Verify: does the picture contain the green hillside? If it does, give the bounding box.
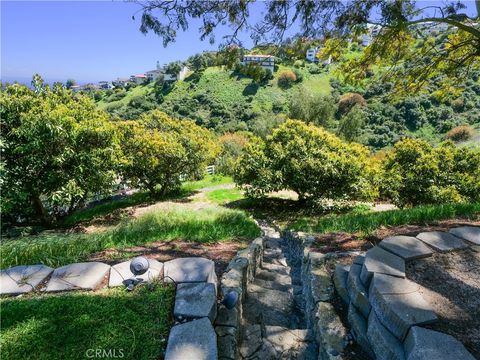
[95,45,480,150]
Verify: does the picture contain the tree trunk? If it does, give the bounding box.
[31,196,49,224]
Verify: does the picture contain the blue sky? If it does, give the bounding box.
[2,1,478,84]
[1,1,260,84]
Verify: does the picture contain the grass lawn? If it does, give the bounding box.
[61,175,233,228]
[291,203,480,235]
[206,188,244,204]
[0,283,175,360]
[1,207,260,268]
[182,174,233,191]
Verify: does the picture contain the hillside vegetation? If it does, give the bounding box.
[96,43,479,150]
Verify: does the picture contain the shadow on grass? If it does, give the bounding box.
[60,187,195,228]
[0,283,175,360]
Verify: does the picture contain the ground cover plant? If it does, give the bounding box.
[0,207,260,268]
[291,202,480,236]
[0,282,175,360]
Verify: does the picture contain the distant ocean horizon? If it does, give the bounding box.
[1,75,101,86]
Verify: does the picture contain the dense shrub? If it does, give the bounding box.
[0,78,120,223]
[234,120,378,202]
[289,87,336,128]
[445,125,474,142]
[337,93,366,117]
[381,139,480,207]
[278,70,297,88]
[338,106,366,142]
[215,133,251,176]
[117,111,219,194]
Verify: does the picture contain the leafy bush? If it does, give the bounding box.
[1,78,120,223]
[337,92,366,117]
[381,139,480,207]
[278,70,297,88]
[289,86,336,128]
[445,125,474,142]
[216,133,251,176]
[234,120,378,202]
[338,106,365,142]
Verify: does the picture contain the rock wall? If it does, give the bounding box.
[215,237,264,360]
[283,230,348,360]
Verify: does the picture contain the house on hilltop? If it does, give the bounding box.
[306,47,319,62]
[130,74,147,84]
[241,54,275,73]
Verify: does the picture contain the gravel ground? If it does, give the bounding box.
[406,248,480,358]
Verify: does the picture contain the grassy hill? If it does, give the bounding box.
[97,64,333,134]
[96,50,480,149]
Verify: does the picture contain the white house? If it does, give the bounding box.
[130,74,147,84]
[306,47,319,62]
[145,69,163,81]
[112,78,129,88]
[241,54,275,73]
[163,65,190,81]
[98,81,113,90]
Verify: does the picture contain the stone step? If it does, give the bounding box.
[0,265,53,295]
[378,236,433,261]
[264,326,316,358]
[449,226,480,245]
[367,311,405,360]
[404,326,476,360]
[245,283,295,327]
[255,269,292,286]
[347,263,371,318]
[333,264,350,304]
[261,262,291,276]
[360,246,405,286]
[348,303,375,358]
[253,277,292,292]
[165,318,217,360]
[416,231,468,252]
[369,273,437,341]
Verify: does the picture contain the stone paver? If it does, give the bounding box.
[360,246,405,285]
[379,236,433,260]
[369,274,437,340]
[449,226,480,245]
[164,257,217,285]
[416,231,468,252]
[165,317,217,360]
[108,259,163,287]
[348,303,374,359]
[347,263,371,318]
[174,282,217,323]
[45,262,110,292]
[404,326,475,360]
[0,265,53,295]
[333,264,350,304]
[367,311,405,360]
